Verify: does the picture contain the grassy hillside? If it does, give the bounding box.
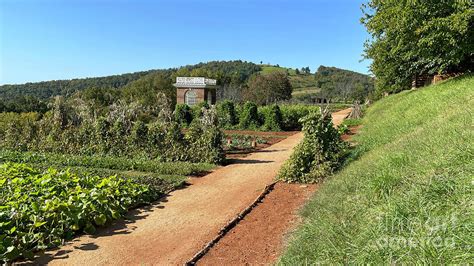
[279,75,474,263]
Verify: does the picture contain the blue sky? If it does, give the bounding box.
[0,0,371,85]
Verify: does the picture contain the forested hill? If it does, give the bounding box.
[314,66,374,102]
[261,64,374,103]
[0,60,261,102]
[0,70,159,101]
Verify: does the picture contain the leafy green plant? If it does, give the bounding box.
[216,100,237,128]
[337,124,350,135]
[342,118,362,127]
[191,101,209,119]
[279,104,320,130]
[239,101,261,129]
[185,113,225,164]
[260,104,283,131]
[0,150,215,176]
[278,111,346,183]
[174,104,193,126]
[0,163,158,263]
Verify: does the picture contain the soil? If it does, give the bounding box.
[225,134,295,159]
[341,125,362,142]
[198,183,317,265]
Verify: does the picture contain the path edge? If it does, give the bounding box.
[185,181,278,265]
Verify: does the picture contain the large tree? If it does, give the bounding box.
[244,71,293,105]
[362,0,473,94]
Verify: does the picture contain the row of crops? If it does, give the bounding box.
[0,150,215,262]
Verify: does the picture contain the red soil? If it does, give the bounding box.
[198,183,317,265]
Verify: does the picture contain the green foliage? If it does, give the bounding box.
[0,163,158,262]
[0,150,215,176]
[174,104,193,126]
[278,104,320,131]
[122,72,175,107]
[337,124,350,135]
[342,118,362,127]
[185,120,225,164]
[174,60,261,86]
[0,97,223,164]
[0,70,157,101]
[244,71,293,105]
[0,95,48,113]
[362,0,473,95]
[260,104,283,131]
[279,75,474,264]
[216,100,237,128]
[191,101,210,119]
[278,111,346,183]
[239,102,261,129]
[315,65,375,102]
[181,101,319,132]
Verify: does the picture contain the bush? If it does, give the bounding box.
[191,101,209,119]
[0,163,157,262]
[217,100,237,128]
[278,111,346,183]
[185,107,225,164]
[174,104,193,126]
[279,104,320,130]
[260,104,283,131]
[239,101,261,129]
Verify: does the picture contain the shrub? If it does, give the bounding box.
[278,111,346,183]
[191,101,209,119]
[174,104,193,126]
[185,107,225,164]
[239,101,261,129]
[217,100,238,128]
[260,104,283,131]
[279,104,320,130]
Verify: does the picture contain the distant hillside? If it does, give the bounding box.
[315,66,374,102]
[259,64,374,103]
[0,62,373,109]
[0,70,159,101]
[0,61,261,102]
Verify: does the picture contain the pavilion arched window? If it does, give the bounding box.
[185,90,198,106]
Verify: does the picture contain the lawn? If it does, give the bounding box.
[278,75,474,264]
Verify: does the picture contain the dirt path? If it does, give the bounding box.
[198,183,318,265]
[331,107,352,126]
[33,108,351,265]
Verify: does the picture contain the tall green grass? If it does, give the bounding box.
[279,75,474,264]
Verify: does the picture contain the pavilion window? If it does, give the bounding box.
[185,90,198,106]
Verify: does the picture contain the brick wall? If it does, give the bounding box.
[176,88,206,105]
